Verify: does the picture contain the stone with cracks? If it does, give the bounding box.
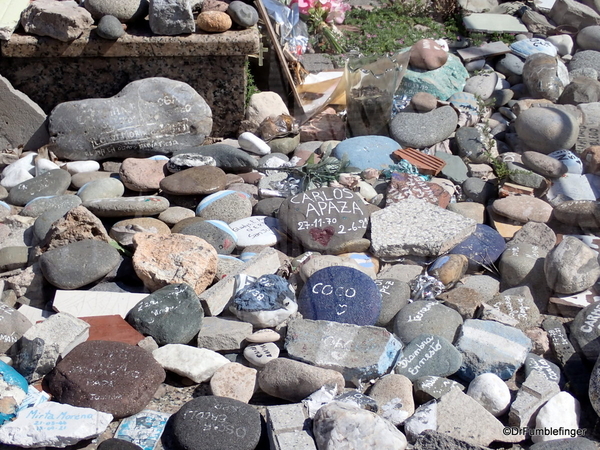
[49,78,212,161]
[20,0,94,42]
[149,0,195,35]
[370,197,477,258]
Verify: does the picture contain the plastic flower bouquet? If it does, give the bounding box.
[291,0,351,53]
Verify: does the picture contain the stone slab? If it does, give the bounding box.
[81,315,145,346]
[52,290,148,319]
[266,403,317,450]
[0,0,30,41]
[199,247,282,316]
[15,305,54,324]
[456,41,511,62]
[463,14,529,33]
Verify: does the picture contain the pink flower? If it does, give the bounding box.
[293,0,316,15]
[325,0,351,24]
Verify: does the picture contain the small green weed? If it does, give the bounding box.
[245,59,260,107]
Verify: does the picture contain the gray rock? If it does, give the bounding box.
[435,152,469,184]
[492,195,553,223]
[196,316,252,351]
[0,76,49,152]
[463,73,498,100]
[577,25,600,50]
[0,303,32,354]
[569,50,600,74]
[0,246,28,271]
[20,195,81,218]
[455,127,494,164]
[559,77,600,105]
[544,235,600,294]
[313,402,408,449]
[524,353,563,385]
[506,161,547,189]
[496,53,524,78]
[366,374,413,424]
[85,0,149,21]
[285,318,403,386]
[394,334,462,381]
[530,438,599,450]
[549,0,600,30]
[149,0,195,35]
[499,242,548,295]
[509,221,556,253]
[462,177,496,204]
[571,301,600,361]
[84,196,170,217]
[173,144,258,172]
[413,376,465,404]
[7,170,71,207]
[390,106,458,149]
[488,286,541,330]
[509,370,560,429]
[39,239,121,289]
[77,177,125,203]
[370,198,477,258]
[553,200,600,228]
[96,15,124,40]
[49,78,212,161]
[569,67,599,81]
[522,9,557,35]
[126,283,203,345]
[521,151,568,178]
[394,301,463,345]
[166,153,216,173]
[375,278,410,327]
[21,0,94,42]
[522,53,566,102]
[412,430,488,450]
[227,1,258,27]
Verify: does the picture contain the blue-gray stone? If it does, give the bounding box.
[399,53,469,101]
[173,144,258,172]
[434,152,469,184]
[227,1,258,27]
[455,319,532,381]
[394,301,463,345]
[298,266,382,326]
[524,353,564,386]
[96,15,125,40]
[394,334,462,381]
[390,106,458,149]
[7,169,71,207]
[332,136,399,171]
[462,177,496,204]
[449,224,506,270]
[20,195,81,218]
[496,53,525,77]
[126,283,203,346]
[233,274,294,312]
[285,318,403,386]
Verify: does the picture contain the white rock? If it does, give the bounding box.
[229,215,281,247]
[547,35,574,56]
[243,342,280,367]
[466,373,511,416]
[238,132,271,156]
[63,161,100,175]
[313,401,408,450]
[357,181,378,201]
[152,344,229,383]
[0,168,33,189]
[246,328,281,343]
[0,0,31,40]
[0,402,112,448]
[246,91,290,124]
[403,400,437,444]
[531,391,580,443]
[34,158,60,176]
[1,152,36,177]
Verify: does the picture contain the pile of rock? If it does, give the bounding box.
[3,10,600,450]
[0,0,259,42]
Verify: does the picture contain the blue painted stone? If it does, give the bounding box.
[448,91,479,114]
[148,155,169,160]
[510,38,557,59]
[449,223,506,269]
[399,53,469,101]
[233,274,294,312]
[455,319,531,381]
[0,201,11,212]
[332,136,400,171]
[298,266,382,326]
[0,360,28,425]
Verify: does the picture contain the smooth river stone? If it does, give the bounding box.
[278,187,369,252]
[7,169,71,206]
[159,166,226,195]
[394,334,462,381]
[491,196,553,223]
[48,78,212,161]
[84,196,170,217]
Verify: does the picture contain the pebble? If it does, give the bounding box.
[394,334,462,381]
[196,190,252,223]
[466,373,511,416]
[394,301,463,345]
[96,14,125,40]
[78,177,125,203]
[243,342,280,367]
[166,153,216,173]
[7,169,71,206]
[196,10,232,32]
[521,150,569,178]
[157,205,195,225]
[159,166,227,195]
[390,106,458,149]
[227,1,258,27]
[246,328,281,343]
[544,235,600,294]
[463,72,498,100]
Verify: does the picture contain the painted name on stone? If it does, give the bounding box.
[396,336,442,376]
[182,408,247,438]
[311,283,357,316]
[406,302,436,322]
[580,304,600,333]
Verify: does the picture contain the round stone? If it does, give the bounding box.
[491,196,553,223]
[209,363,257,404]
[39,239,121,289]
[70,171,116,189]
[429,254,469,286]
[171,396,261,450]
[410,92,438,112]
[196,10,233,32]
[126,283,204,346]
[179,219,238,255]
[409,39,448,70]
[521,151,568,178]
[229,216,281,247]
[462,177,496,204]
[84,196,170,217]
[545,236,600,295]
[96,15,125,39]
[78,177,125,203]
[390,106,458,149]
[394,301,463,345]
[119,158,167,192]
[463,72,498,100]
[522,53,565,102]
[159,166,227,195]
[569,50,600,74]
[577,26,600,51]
[515,107,579,154]
[243,342,280,367]
[196,190,252,223]
[298,266,382,326]
[466,373,511,416]
[7,169,71,207]
[158,206,195,226]
[85,0,149,22]
[227,1,258,27]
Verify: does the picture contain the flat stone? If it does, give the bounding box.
[49,78,212,161]
[157,206,194,225]
[258,357,345,402]
[7,169,71,207]
[455,319,532,381]
[488,286,541,330]
[332,136,399,171]
[20,0,94,42]
[78,177,125,203]
[546,173,600,202]
[491,196,553,223]
[265,403,317,450]
[160,166,226,196]
[499,243,547,293]
[390,106,458,149]
[126,283,203,346]
[522,151,568,178]
[39,239,121,290]
[525,353,563,384]
[370,198,477,258]
[196,316,252,351]
[82,315,145,346]
[171,396,261,450]
[20,194,81,218]
[119,158,167,192]
[394,301,463,345]
[553,200,600,228]
[229,215,281,247]
[298,266,382,326]
[84,196,170,218]
[152,344,228,383]
[394,334,462,381]
[243,342,280,367]
[435,152,469,184]
[285,318,403,386]
[109,217,170,247]
[0,303,32,354]
[571,301,600,361]
[196,190,252,223]
[210,362,257,403]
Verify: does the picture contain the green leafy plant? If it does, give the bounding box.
[245,60,260,108]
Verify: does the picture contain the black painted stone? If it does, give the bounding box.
[7,169,71,207]
[126,283,204,346]
[524,353,563,386]
[278,187,369,252]
[171,396,261,450]
[39,239,121,289]
[298,266,382,326]
[45,341,165,419]
[571,301,600,362]
[49,78,212,161]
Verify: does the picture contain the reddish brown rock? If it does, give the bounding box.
[197,11,232,32]
[119,158,167,192]
[410,39,448,70]
[386,172,451,208]
[45,340,165,419]
[41,205,110,251]
[210,362,257,403]
[202,0,230,12]
[132,232,218,295]
[582,145,600,175]
[159,166,227,195]
[82,315,145,346]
